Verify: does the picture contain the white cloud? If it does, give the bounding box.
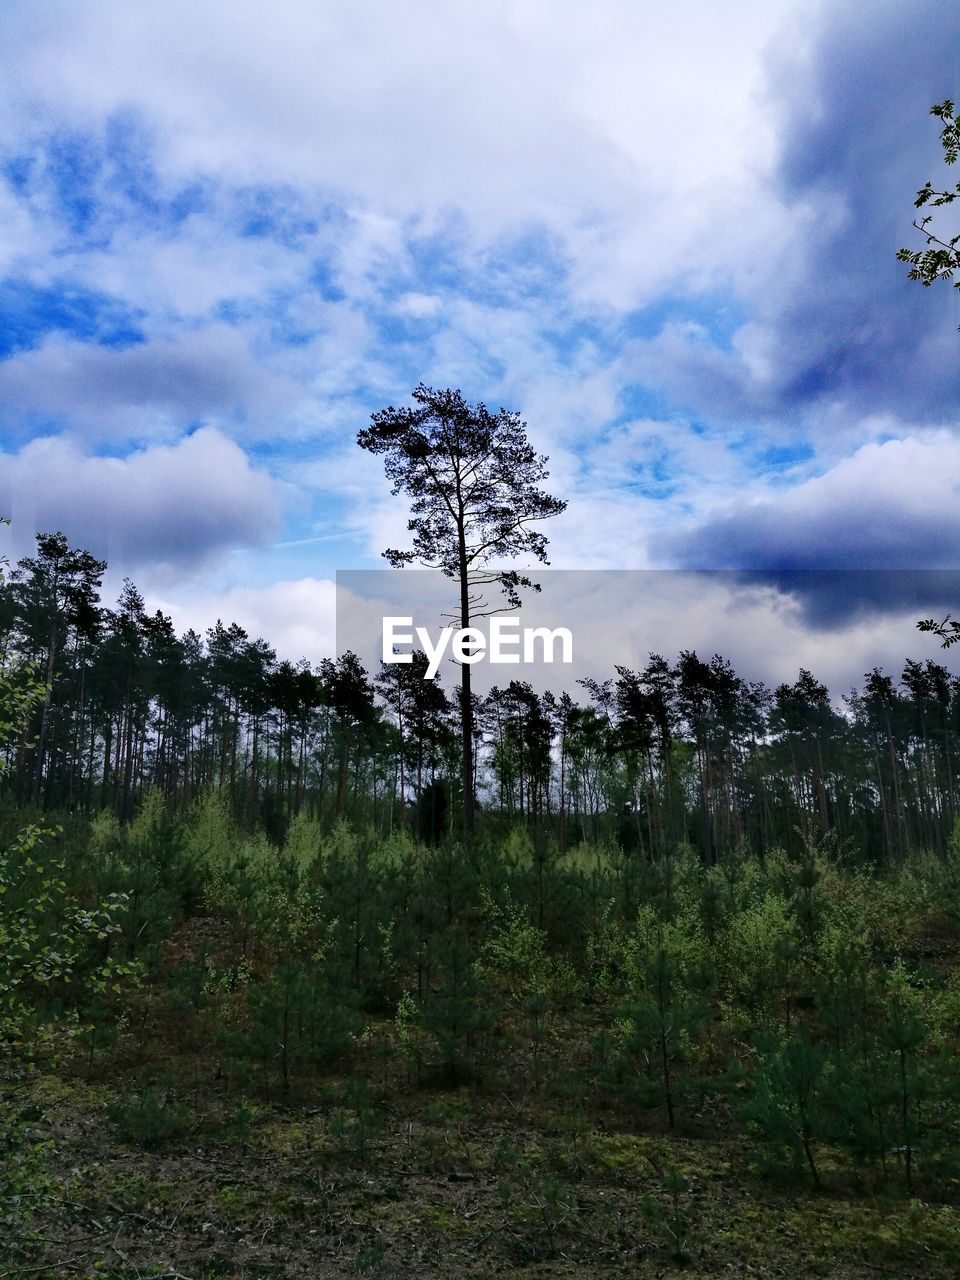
[394,292,442,319]
[149,576,337,665]
[0,326,301,443]
[0,427,281,575]
[0,0,800,306]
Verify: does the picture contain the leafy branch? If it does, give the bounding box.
[897,100,960,305]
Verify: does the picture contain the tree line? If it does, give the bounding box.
[2,529,960,862]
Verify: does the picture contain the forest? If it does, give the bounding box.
[3,529,960,1278]
[5,530,960,864]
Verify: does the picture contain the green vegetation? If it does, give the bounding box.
[3,801,960,1276]
[7,529,960,870]
[5,523,960,1274]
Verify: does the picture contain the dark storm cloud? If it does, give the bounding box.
[658,1,960,583]
[640,0,960,428]
[759,0,960,421]
[661,434,960,571]
[658,432,960,624]
[738,572,960,631]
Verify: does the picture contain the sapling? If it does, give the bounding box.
[721,891,801,1031]
[225,956,358,1097]
[618,907,710,1128]
[881,963,929,1194]
[420,927,497,1084]
[814,918,891,1181]
[640,1154,696,1264]
[117,786,195,959]
[742,1025,826,1187]
[332,1072,380,1162]
[392,989,428,1086]
[0,823,131,1054]
[494,1138,574,1261]
[320,825,389,994]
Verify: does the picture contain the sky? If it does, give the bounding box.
[1,0,960,692]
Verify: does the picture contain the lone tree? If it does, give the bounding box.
[358,385,566,836]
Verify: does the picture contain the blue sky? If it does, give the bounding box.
[1,0,959,684]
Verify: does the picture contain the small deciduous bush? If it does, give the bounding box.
[0,823,132,1052]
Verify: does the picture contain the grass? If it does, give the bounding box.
[4,1051,959,1280]
[6,831,960,1277]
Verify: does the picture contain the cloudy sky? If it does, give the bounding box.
[1,0,959,687]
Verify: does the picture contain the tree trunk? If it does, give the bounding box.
[458,527,475,838]
[33,619,58,799]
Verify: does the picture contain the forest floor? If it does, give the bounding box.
[4,1055,959,1280]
